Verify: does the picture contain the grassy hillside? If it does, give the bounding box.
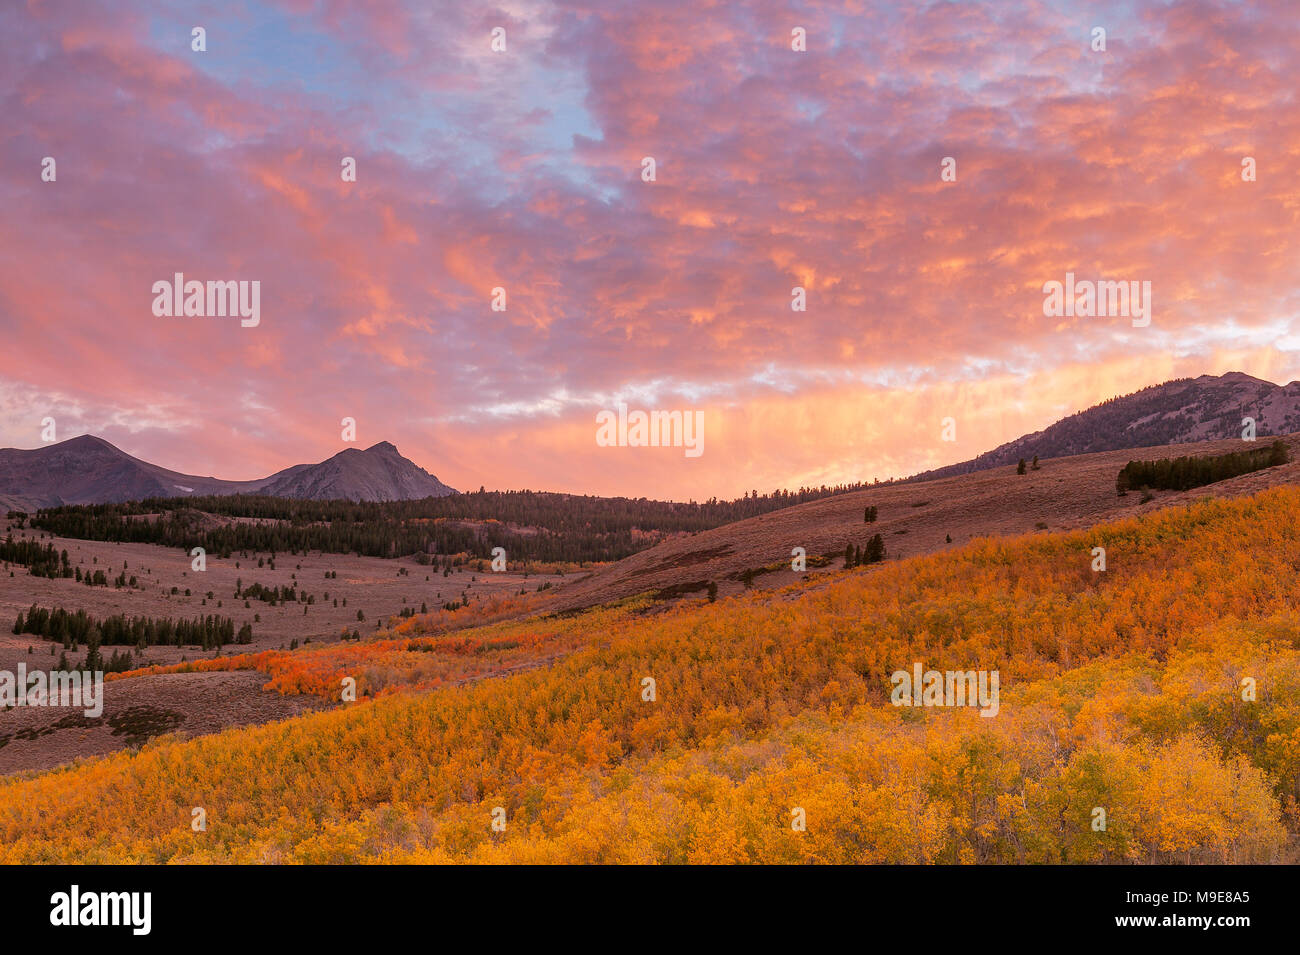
[3,488,1300,863]
[542,432,1300,613]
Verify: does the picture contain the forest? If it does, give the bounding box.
[1117,440,1288,494]
[1,486,1298,863]
[28,484,872,563]
[13,605,250,649]
[0,536,72,578]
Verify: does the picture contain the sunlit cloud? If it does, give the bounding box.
[2,0,1298,498]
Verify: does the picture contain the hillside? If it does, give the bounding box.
[2,486,1297,863]
[545,430,1300,612]
[911,372,1300,481]
[0,436,455,511]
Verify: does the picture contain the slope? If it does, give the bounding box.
[1,486,1297,863]
[545,431,1300,611]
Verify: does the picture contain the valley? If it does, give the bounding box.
[0,524,566,772]
[5,418,1300,777]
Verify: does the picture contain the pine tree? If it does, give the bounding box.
[84,631,103,672]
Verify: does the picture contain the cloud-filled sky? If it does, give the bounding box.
[2,0,1298,499]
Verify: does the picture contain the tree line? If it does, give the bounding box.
[0,537,72,578]
[1117,440,1288,495]
[239,581,301,605]
[14,605,252,649]
[29,484,876,563]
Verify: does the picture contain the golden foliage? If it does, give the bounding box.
[5,487,1300,863]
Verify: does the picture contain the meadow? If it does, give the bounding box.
[2,487,1298,863]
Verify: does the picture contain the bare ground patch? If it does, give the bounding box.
[0,669,329,776]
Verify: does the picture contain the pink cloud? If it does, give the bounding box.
[1,0,1298,498]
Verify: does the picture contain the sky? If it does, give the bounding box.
[2,0,1298,500]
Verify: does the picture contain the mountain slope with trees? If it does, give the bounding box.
[911,372,1300,482]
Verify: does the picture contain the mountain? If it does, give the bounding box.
[0,435,265,512]
[258,441,456,502]
[0,436,455,512]
[911,372,1300,482]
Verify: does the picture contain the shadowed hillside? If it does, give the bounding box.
[912,373,1300,482]
[546,430,1300,611]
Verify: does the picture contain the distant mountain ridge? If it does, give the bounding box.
[4,372,1294,511]
[911,372,1300,482]
[0,436,456,511]
[259,441,455,502]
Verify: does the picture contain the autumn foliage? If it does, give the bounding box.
[3,488,1300,863]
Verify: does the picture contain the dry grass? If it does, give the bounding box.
[548,432,1300,611]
